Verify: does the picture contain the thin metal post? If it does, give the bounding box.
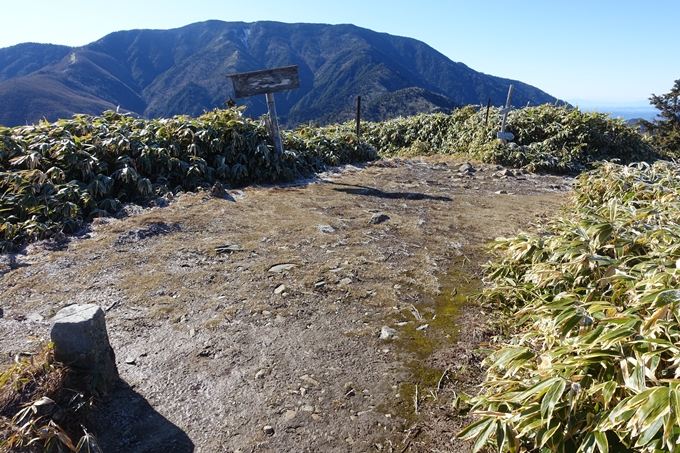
[499,85,514,135]
[265,92,284,155]
[356,95,362,137]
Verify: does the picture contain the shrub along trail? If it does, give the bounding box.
[0,156,571,452]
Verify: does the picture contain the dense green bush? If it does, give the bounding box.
[0,102,660,251]
[459,161,680,452]
[362,104,659,173]
[0,108,376,250]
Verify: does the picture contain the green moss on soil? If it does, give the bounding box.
[382,265,482,423]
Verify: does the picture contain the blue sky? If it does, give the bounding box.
[2,0,678,107]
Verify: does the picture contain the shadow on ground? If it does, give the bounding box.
[330,182,453,201]
[91,381,194,453]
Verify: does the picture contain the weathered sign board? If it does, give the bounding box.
[229,65,300,98]
[226,65,300,155]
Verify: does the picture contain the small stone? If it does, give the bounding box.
[215,244,243,254]
[27,313,44,322]
[311,414,322,421]
[495,190,508,195]
[459,162,475,173]
[275,314,286,324]
[285,410,297,420]
[255,369,266,379]
[262,310,271,316]
[268,263,298,273]
[125,356,136,365]
[190,328,196,337]
[338,278,352,286]
[494,169,514,178]
[395,321,408,327]
[415,324,429,331]
[380,326,398,340]
[211,181,227,198]
[301,405,314,412]
[263,425,275,436]
[318,225,335,233]
[274,284,286,295]
[301,375,320,386]
[369,213,390,225]
[315,280,326,289]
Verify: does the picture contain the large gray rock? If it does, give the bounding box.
[50,304,119,387]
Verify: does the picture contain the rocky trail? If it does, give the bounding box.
[0,156,572,452]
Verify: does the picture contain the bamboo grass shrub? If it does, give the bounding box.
[362,104,658,174]
[0,108,377,251]
[459,161,680,452]
[498,106,660,172]
[0,103,657,251]
[361,105,495,156]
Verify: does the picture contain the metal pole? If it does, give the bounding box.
[500,85,514,135]
[356,95,362,137]
[266,92,284,155]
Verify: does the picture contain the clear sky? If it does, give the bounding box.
[1,0,678,106]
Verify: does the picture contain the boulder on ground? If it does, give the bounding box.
[50,304,119,388]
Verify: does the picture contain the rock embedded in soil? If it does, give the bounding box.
[369,213,390,225]
[380,326,398,339]
[50,304,119,387]
[268,263,298,273]
[215,244,244,254]
[459,162,475,173]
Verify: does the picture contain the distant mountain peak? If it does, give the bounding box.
[0,20,562,127]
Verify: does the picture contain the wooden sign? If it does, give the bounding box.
[225,65,301,155]
[227,65,300,98]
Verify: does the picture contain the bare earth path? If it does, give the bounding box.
[0,156,572,452]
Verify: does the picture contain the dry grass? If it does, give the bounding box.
[0,341,97,453]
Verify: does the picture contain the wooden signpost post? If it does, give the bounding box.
[226,65,300,155]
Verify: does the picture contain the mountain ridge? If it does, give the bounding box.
[0,20,563,127]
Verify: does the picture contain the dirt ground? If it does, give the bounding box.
[0,156,572,452]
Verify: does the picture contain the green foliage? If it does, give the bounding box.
[459,161,680,452]
[0,102,656,251]
[0,108,377,249]
[362,104,658,173]
[641,79,680,154]
[362,106,487,156]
